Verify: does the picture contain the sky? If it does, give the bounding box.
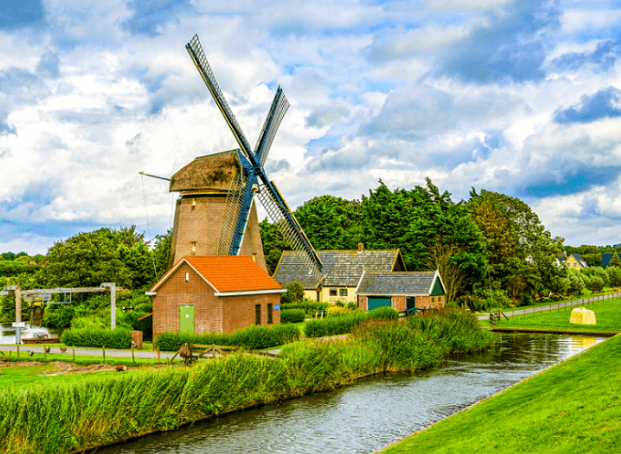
[1,0,621,255]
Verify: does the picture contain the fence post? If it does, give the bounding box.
[72,345,75,361]
[44,347,47,360]
[131,344,135,364]
[157,346,160,364]
[16,345,19,358]
[102,345,106,363]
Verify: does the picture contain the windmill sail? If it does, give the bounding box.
[255,87,290,167]
[216,171,249,255]
[186,35,253,158]
[187,34,322,277]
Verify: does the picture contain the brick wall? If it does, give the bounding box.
[153,262,281,339]
[168,194,267,272]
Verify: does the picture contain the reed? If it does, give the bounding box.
[0,309,495,454]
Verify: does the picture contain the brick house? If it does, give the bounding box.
[272,244,406,303]
[147,255,285,338]
[356,270,446,313]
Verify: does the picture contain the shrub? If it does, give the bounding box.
[347,302,358,311]
[61,328,132,349]
[326,305,357,317]
[606,266,621,287]
[280,309,306,324]
[154,323,301,351]
[304,312,369,338]
[457,294,489,312]
[281,301,329,315]
[367,306,399,320]
[281,281,305,304]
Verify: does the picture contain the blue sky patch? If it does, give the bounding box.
[0,0,45,30]
[554,87,621,124]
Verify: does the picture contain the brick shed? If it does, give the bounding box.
[147,255,286,338]
[356,270,446,313]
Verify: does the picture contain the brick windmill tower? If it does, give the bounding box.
[167,149,266,270]
[145,35,323,279]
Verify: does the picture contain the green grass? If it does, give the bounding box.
[0,363,120,389]
[0,352,167,369]
[383,332,621,454]
[491,297,621,332]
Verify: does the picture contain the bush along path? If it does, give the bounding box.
[0,309,496,454]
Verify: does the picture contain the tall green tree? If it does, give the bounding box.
[361,179,487,302]
[39,227,154,289]
[294,195,362,250]
[259,219,291,275]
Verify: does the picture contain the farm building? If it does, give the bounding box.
[272,244,406,303]
[356,271,446,312]
[565,253,588,270]
[147,255,285,338]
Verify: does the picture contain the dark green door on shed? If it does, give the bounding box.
[179,305,195,333]
[368,296,392,311]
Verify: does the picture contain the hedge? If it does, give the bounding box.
[281,309,306,324]
[281,301,329,315]
[60,328,132,349]
[304,306,399,338]
[154,323,301,352]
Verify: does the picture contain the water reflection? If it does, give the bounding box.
[0,323,60,344]
[99,333,605,454]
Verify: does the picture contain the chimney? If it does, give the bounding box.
[358,243,364,254]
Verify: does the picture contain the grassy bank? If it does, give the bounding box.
[491,297,621,332]
[0,309,495,454]
[382,332,621,454]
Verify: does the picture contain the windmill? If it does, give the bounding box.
[162,34,323,278]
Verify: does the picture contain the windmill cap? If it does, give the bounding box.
[169,149,243,193]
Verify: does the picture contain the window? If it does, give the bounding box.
[329,289,337,297]
[185,272,189,282]
[267,304,273,324]
[191,242,196,254]
[255,304,261,325]
[252,253,257,262]
[432,297,435,303]
[340,289,348,297]
[191,198,196,211]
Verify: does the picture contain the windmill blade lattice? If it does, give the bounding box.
[255,87,290,167]
[187,33,323,277]
[216,172,250,256]
[256,183,322,279]
[186,35,253,158]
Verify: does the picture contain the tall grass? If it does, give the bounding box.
[0,309,496,454]
[304,306,400,337]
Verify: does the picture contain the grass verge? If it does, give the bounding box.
[382,332,621,454]
[491,297,621,333]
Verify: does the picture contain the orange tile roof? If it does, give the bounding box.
[150,255,283,293]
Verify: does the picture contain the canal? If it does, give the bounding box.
[98,332,606,454]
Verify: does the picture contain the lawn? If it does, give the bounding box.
[491,297,621,332]
[382,332,621,454]
[0,362,122,389]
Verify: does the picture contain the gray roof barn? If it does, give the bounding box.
[356,271,445,296]
[602,253,614,267]
[272,249,406,289]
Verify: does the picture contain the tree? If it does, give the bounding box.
[281,281,305,304]
[152,229,173,280]
[259,219,291,275]
[610,251,621,268]
[294,195,362,250]
[39,227,151,289]
[362,179,487,301]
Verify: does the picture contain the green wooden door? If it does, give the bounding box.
[368,296,392,311]
[179,305,195,333]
